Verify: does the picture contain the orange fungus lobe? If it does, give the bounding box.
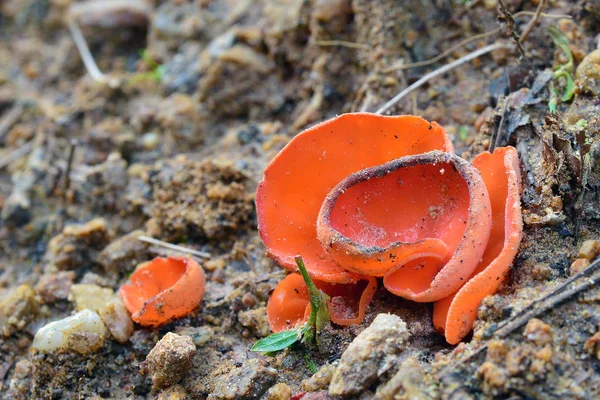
[318,151,492,302]
[433,147,523,344]
[267,273,378,332]
[256,113,453,284]
[119,256,206,327]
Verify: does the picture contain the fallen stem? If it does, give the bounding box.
[375,43,509,114]
[0,140,34,170]
[138,235,211,259]
[67,17,107,82]
[519,0,546,44]
[314,40,370,50]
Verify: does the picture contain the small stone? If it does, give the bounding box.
[208,358,276,400]
[0,284,40,336]
[577,239,600,261]
[46,218,111,271]
[35,272,75,304]
[175,326,214,347]
[584,332,600,359]
[329,314,409,396]
[570,258,590,276]
[505,346,532,376]
[301,364,336,392]
[157,384,188,400]
[238,307,270,337]
[373,356,431,400]
[478,361,506,388]
[523,318,553,346]
[575,49,600,97]
[264,382,293,400]
[97,230,150,274]
[99,296,133,344]
[146,333,196,391]
[32,309,108,354]
[69,284,115,313]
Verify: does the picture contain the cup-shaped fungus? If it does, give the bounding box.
[318,151,492,302]
[433,147,523,344]
[257,113,453,284]
[257,112,523,343]
[267,273,377,332]
[119,256,205,327]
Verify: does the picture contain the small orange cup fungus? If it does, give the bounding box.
[257,113,453,284]
[119,256,206,327]
[318,151,492,302]
[433,147,523,344]
[257,113,523,344]
[267,272,378,332]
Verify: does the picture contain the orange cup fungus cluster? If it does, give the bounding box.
[257,113,523,344]
[120,256,206,327]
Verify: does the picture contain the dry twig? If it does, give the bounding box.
[138,235,212,259]
[375,43,510,114]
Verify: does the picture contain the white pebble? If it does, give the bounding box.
[32,309,108,354]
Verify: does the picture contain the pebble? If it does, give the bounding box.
[301,364,336,392]
[264,382,293,400]
[35,272,75,304]
[0,284,40,336]
[575,49,600,97]
[373,356,430,400]
[99,296,133,344]
[157,384,188,400]
[175,326,214,347]
[32,309,108,354]
[577,239,600,261]
[69,284,114,313]
[97,229,150,274]
[570,258,590,276]
[208,358,276,399]
[523,318,553,346]
[329,314,409,396]
[146,332,196,391]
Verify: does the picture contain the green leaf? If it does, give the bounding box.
[251,329,300,353]
[559,72,575,102]
[548,26,573,69]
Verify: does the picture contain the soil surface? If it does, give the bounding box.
[1,0,600,399]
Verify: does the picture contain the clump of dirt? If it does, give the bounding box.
[147,158,255,242]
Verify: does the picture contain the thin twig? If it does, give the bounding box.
[383,11,569,74]
[0,140,34,170]
[314,40,370,50]
[0,104,24,143]
[383,29,500,73]
[67,17,107,82]
[498,0,526,56]
[63,139,77,194]
[138,235,211,259]
[519,0,546,44]
[375,43,509,115]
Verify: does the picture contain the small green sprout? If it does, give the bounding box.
[127,49,165,86]
[251,256,330,353]
[547,26,575,113]
[305,353,318,374]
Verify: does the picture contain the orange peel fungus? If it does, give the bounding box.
[119,256,206,327]
[257,113,523,343]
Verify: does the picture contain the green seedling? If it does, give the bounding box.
[547,26,575,113]
[251,256,330,353]
[128,49,165,86]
